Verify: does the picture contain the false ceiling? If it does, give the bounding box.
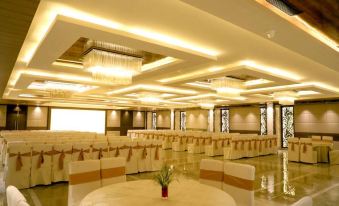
[1,0,338,110]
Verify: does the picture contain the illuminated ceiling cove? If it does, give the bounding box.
[1,0,338,110]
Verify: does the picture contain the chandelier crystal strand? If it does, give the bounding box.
[211,77,245,97]
[83,40,143,85]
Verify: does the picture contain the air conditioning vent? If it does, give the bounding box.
[266,0,302,16]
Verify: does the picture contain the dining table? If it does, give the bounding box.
[80,179,236,206]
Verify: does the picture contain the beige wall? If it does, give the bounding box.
[186,109,208,130]
[295,103,339,134]
[133,111,145,128]
[106,110,120,127]
[157,110,171,128]
[0,105,7,127]
[230,106,260,132]
[27,106,48,128]
[146,112,153,129]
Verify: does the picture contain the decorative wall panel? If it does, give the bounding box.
[282,106,294,148]
[180,111,186,131]
[260,107,267,135]
[221,109,229,133]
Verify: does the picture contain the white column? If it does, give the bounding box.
[267,103,274,135]
[170,109,174,130]
[208,109,214,132]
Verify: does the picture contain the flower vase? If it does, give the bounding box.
[162,186,168,199]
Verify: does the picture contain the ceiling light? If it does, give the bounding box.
[297,90,320,96]
[18,94,38,98]
[273,91,298,105]
[211,77,245,97]
[244,78,272,86]
[186,82,211,88]
[141,57,177,72]
[198,102,215,109]
[83,40,143,85]
[138,93,162,105]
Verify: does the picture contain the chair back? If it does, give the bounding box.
[223,162,255,206]
[92,142,109,160]
[200,159,224,189]
[5,142,32,189]
[68,160,101,206]
[6,185,28,206]
[291,196,313,206]
[100,157,126,186]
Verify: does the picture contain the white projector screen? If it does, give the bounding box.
[50,108,105,133]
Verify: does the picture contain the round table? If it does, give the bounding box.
[80,179,236,206]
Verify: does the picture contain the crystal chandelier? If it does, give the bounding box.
[49,89,73,98]
[210,77,245,97]
[273,91,298,105]
[83,40,143,85]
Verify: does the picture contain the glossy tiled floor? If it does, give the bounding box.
[1,150,338,206]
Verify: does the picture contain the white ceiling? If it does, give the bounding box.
[1,0,338,110]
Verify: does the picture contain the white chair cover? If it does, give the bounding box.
[291,196,313,206]
[300,138,317,164]
[68,160,101,206]
[52,143,73,182]
[288,138,300,162]
[120,141,138,174]
[30,144,53,187]
[72,142,91,161]
[223,162,255,206]
[6,185,28,206]
[4,142,31,189]
[329,150,339,165]
[91,142,109,160]
[136,141,152,172]
[200,159,224,189]
[150,140,163,171]
[100,157,126,186]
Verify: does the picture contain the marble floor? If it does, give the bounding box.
[1,150,339,206]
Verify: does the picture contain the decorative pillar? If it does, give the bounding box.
[267,102,274,135]
[170,109,174,130]
[208,109,214,132]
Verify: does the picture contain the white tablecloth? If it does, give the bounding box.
[80,179,236,206]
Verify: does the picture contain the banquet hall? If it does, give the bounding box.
[0,0,338,205]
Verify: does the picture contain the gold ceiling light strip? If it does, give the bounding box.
[255,0,339,52]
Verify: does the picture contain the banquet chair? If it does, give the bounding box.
[72,142,91,161]
[100,157,126,186]
[150,140,163,171]
[52,143,73,182]
[6,185,29,206]
[68,160,101,206]
[288,138,300,162]
[187,134,203,154]
[311,136,321,142]
[329,150,339,165]
[205,138,223,157]
[229,137,244,159]
[172,135,187,152]
[291,196,313,206]
[322,136,333,144]
[30,144,53,187]
[136,141,152,172]
[120,141,138,174]
[91,142,109,160]
[4,142,31,189]
[223,162,255,206]
[223,138,232,160]
[299,138,317,164]
[199,159,224,189]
